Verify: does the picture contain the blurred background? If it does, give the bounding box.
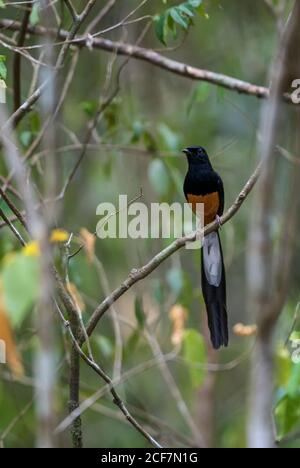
[0,0,299,448]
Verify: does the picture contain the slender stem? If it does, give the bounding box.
[13,2,32,112]
[0,207,26,246]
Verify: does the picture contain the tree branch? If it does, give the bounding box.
[85,162,261,340]
[247,0,300,448]
[0,18,292,102]
[0,207,26,246]
[1,1,97,129]
[12,2,32,112]
[54,298,163,448]
[63,0,78,22]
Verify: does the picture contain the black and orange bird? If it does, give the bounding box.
[183,146,228,349]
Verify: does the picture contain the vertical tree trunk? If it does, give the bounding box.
[197,319,217,448]
[247,331,275,448]
[247,1,300,448]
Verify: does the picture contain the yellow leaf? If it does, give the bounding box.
[0,286,24,378]
[233,323,258,337]
[66,282,85,312]
[50,229,69,243]
[23,241,40,257]
[169,304,188,346]
[80,228,95,264]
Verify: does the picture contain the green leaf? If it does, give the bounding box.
[30,112,41,133]
[0,1,5,8]
[217,85,226,101]
[178,4,195,18]
[158,123,181,151]
[135,297,146,328]
[287,363,300,398]
[166,268,184,297]
[276,344,292,388]
[0,55,7,80]
[30,4,40,26]
[2,254,40,327]
[154,0,203,46]
[183,329,207,388]
[20,131,33,148]
[276,394,300,438]
[170,7,189,29]
[197,4,209,18]
[186,83,211,116]
[81,100,98,117]
[131,121,145,143]
[142,130,157,152]
[167,13,177,38]
[148,159,171,196]
[188,0,203,7]
[154,14,167,45]
[290,331,300,342]
[196,82,211,102]
[104,100,120,129]
[96,335,113,358]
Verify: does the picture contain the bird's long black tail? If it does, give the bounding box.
[201,231,228,349]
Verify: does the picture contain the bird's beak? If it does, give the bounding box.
[182,148,189,155]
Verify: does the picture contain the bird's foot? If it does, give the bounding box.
[215,215,222,229]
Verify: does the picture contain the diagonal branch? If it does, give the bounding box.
[0,207,26,246]
[85,162,261,340]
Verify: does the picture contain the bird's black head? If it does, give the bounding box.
[182,146,211,166]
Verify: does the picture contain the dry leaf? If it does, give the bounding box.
[169,304,188,346]
[0,287,24,377]
[66,282,85,312]
[80,228,96,264]
[233,323,258,337]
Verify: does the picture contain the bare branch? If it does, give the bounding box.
[85,162,261,339]
[1,1,97,129]
[63,0,78,22]
[85,0,117,34]
[0,207,26,246]
[12,2,32,111]
[54,300,163,449]
[0,19,291,102]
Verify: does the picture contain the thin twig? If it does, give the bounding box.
[85,0,117,34]
[1,1,97,129]
[0,185,28,230]
[54,300,163,449]
[0,207,26,246]
[63,0,77,21]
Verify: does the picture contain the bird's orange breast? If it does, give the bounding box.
[187,192,220,226]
